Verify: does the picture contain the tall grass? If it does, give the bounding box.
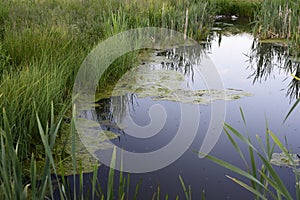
[210,0,262,19]
[0,0,216,160]
[254,0,300,56]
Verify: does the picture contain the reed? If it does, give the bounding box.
[253,0,300,56]
[0,0,215,160]
[200,108,300,200]
[210,0,262,19]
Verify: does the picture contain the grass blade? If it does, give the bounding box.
[283,98,300,123]
[92,165,98,200]
[179,175,190,200]
[258,170,282,199]
[257,153,293,200]
[107,147,116,200]
[226,175,267,200]
[239,107,247,126]
[133,179,141,200]
[30,153,37,199]
[224,127,248,168]
[248,137,258,191]
[199,152,264,188]
[71,105,77,200]
[118,149,124,199]
[268,130,300,198]
[268,130,295,166]
[224,123,258,152]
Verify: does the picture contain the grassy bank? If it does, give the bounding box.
[0,0,215,161]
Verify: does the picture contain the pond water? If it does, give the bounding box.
[60,20,300,199]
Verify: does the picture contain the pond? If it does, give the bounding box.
[61,19,300,199]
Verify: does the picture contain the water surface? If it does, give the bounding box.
[67,21,300,199]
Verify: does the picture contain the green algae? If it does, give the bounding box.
[52,118,120,175]
[270,152,300,168]
[100,62,253,104]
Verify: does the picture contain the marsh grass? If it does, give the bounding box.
[0,0,215,160]
[254,0,300,56]
[210,0,262,18]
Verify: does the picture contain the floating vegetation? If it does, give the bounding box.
[56,118,120,175]
[106,62,252,105]
[150,88,252,104]
[58,131,100,175]
[270,152,300,168]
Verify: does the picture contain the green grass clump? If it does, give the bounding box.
[254,0,300,56]
[210,0,262,19]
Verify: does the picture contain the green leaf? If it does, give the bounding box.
[179,175,190,200]
[258,170,283,199]
[239,107,246,126]
[268,130,295,166]
[92,165,98,200]
[107,147,116,200]
[224,127,248,169]
[249,140,258,191]
[201,190,205,200]
[283,98,300,123]
[257,153,293,200]
[224,123,258,152]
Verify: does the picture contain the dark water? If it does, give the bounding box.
[60,21,300,199]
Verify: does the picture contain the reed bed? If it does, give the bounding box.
[0,0,215,161]
[254,0,300,56]
[210,0,262,19]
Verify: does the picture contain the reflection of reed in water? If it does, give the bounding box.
[94,45,207,130]
[157,44,208,82]
[95,94,137,132]
[158,49,194,79]
[247,40,289,82]
[246,39,300,101]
